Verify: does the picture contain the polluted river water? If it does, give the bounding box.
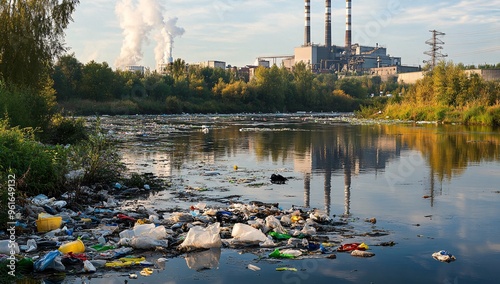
[36,114,500,283]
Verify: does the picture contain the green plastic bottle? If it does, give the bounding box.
[269,248,295,259]
[269,231,292,240]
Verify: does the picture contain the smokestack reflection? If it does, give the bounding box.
[344,158,352,216]
[324,167,332,215]
[304,173,311,208]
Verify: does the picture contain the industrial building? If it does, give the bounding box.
[283,0,415,75]
[371,65,421,82]
[125,65,147,75]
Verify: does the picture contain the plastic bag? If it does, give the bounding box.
[119,229,135,239]
[136,224,167,239]
[179,223,221,251]
[83,260,96,272]
[52,200,67,209]
[265,216,288,234]
[133,223,155,237]
[301,222,317,236]
[280,215,292,226]
[26,239,37,253]
[259,236,277,248]
[130,236,168,250]
[46,256,65,272]
[34,250,62,272]
[232,223,267,243]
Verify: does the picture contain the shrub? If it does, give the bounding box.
[0,81,56,132]
[463,105,485,124]
[0,120,66,196]
[66,120,125,185]
[43,114,88,144]
[166,96,183,114]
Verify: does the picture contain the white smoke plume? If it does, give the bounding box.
[154,17,185,66]
[115,0,185,69]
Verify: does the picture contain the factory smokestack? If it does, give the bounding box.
[325,0,331,48]
[304,0,311,46]
[345,0,352,54]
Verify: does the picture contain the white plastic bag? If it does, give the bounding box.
[301,222,317,236]
[119,229,134,239]
[133,223,155,237]
[232,223,267,243]
[132,224,167,240]
[130,236,168,249]
[26,239,37,252]
[265,215,288,234]
[179,223,221,251]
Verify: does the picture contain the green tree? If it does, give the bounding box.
[292,62,313,109]
[0,0,80,90]
[0,0,79,130]
[169,58,187,82]
[251,65,287,111]
[52,53,83,100]
[335,78,367,99]
[79,61,117,101]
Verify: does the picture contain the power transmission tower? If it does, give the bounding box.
[424,30,448,69]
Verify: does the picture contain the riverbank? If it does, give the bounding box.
[357,102,500,126]
[1,164,394,284]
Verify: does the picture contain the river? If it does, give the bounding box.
[75,114,500,284]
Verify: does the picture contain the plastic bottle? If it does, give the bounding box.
[269,231,292,240]
[90,244,115,252]
[269,248,295,259]
[0,240,20,254]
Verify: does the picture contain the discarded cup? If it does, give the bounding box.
[58,239,85,254]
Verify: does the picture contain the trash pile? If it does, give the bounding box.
[432,250,456,263]
[1,183,395,281]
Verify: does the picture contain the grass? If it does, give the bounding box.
[358,101,500,126]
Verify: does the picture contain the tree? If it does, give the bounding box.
[0,0,80,89]
[335,78,367,99]
[251,65,287,111]
[52,53,83,100]
[79,61,117,101]
[292,62,313,108]
[169,58,187,82]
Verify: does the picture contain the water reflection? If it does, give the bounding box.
[111,117,500,216]
[185,248,221,271]
[298,125,402,216]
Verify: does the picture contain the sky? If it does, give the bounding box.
[64,0,500,70]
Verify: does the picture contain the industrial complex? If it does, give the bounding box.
[125,1,497,83]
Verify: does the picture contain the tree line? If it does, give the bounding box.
[53,55,399,115]
[366,61,500,125]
